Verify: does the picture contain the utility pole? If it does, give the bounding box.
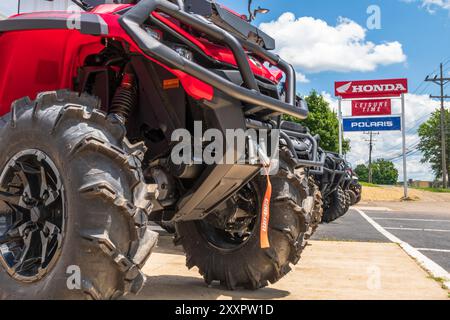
[426,63,450,188]
[365,132,378,184]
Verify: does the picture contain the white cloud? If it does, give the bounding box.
[321,91,339,113]
[402,0,450,13]
[296,72,310,83]
[320,92,439,181]
[260,13,407,74]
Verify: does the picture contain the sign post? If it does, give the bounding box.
[338,97,343,156]
[401,93,408,199]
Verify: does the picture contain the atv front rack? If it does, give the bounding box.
[119,0,307,119]
[311,151,347,197]
[279,121,325,169]
[246,119,325,169]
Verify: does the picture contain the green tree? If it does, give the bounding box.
[371,159,399,185]
[355,164,369,182]
[285,91,350,154]
[354,160,398,184]
[418,109,450,184]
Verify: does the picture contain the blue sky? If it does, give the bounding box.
[211,0,450,181]
[1,0,450,180]
[219,0,450,97]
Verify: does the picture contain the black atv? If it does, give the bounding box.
[347,172,362,206]
[310,151,349,223]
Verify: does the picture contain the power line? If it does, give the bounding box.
[370,61,450,156]
[386,144,421,161]
[390,149,421,162]
[365,71,435,156]
[383,142,420,162]
[349,58,450,171]
[425,63,450,188]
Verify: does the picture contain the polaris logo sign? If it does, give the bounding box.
[343,116,402,132]
[335,78,408,99]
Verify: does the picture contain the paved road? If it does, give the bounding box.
[139,204,449,300]
[312,206,450,273]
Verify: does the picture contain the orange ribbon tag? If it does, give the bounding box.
[260,168,272,249]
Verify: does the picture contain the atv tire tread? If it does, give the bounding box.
[344,190,351,213]
[174,148,311,290]
[347,189,357,206]
[322,186,347,223]
[305,177,323,239]
[0,90,157,300]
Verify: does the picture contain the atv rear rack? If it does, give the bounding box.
[119,0,307,120]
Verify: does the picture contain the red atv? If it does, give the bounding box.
[0,0,323,299]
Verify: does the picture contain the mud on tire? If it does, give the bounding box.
[0,90,158,299]
[174,150,313,290]
[305,177,323,239]
[343,190,351,213]
[322,186,347,223]
[348,190,357,206]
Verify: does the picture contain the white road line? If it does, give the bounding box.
[417,248,450,253]
[373,217,450,223]
[354,208,450,290]
[355,206,393,212]
[384,227,450,233]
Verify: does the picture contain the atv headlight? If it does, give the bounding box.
[145,27,162,41]
[172,45,194,61]
[296,95,308,111]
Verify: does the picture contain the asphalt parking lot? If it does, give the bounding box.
[313,205,450,273]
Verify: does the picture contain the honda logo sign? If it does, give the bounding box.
[335,78,408,98]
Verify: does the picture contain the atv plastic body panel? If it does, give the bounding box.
[0,1,314,221]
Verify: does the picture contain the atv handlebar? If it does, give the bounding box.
[119,0,307,119]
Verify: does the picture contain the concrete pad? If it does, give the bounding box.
[134,236,449,300]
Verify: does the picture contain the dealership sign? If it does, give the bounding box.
[335,78,408,99]
[343,116,402,132]
[352,98,392,116]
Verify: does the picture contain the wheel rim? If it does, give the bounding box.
[0,149,65,282]
[197,182,260,251]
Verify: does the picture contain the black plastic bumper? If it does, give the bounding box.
[311,150,347,196]
[119,0,307,119]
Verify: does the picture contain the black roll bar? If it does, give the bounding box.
[119,0,307,119]
[246,119,324,169]
[240,40,297,105]
[280,130,324,168]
